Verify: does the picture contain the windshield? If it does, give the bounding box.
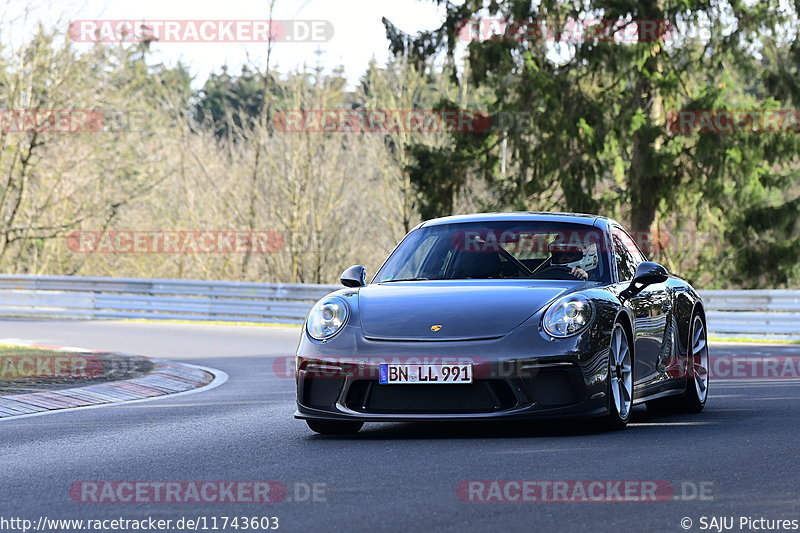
[374,221,610,283]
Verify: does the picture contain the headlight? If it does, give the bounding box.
[306,297,349,340]
[542,294,593,337]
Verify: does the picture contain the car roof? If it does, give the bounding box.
[418,212,616,229]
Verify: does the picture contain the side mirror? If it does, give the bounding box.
[621,261,668,300]
[341,265,367,288]
[633,261,669,286]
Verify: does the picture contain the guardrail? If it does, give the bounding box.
[701,290,800,338]
[0,275,337,324]
[0,276,797,338]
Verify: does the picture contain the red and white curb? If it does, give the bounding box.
[0,341,227,420]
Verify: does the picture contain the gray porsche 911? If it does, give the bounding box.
[295,212,709,434]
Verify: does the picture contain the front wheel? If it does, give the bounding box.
[600,322,633,431]
[306,419,363,435]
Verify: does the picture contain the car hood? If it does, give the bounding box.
[357,280,586,341]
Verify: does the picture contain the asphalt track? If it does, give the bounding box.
[1,319,799,533]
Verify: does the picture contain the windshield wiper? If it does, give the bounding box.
[379,277,430,282]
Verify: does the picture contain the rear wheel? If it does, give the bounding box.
[306,419,363,435]
[646,313,709,414]
[600,322,633,431]
[682,314,710,412]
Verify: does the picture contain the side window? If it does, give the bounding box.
[618,228,647,264]
[611,229,638,282]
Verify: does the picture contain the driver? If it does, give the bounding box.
[548,241,599,281]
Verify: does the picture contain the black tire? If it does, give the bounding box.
[646,313,709,414]
[600,322,633,431]
[306,419,363,435]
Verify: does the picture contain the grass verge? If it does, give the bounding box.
[0,344,153,394]
[709,337,800,345]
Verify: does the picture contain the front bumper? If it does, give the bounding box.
[294,324,612,422]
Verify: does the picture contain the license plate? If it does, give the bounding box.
[379,364,473,384]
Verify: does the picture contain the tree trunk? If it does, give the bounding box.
[629,0,664,234]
